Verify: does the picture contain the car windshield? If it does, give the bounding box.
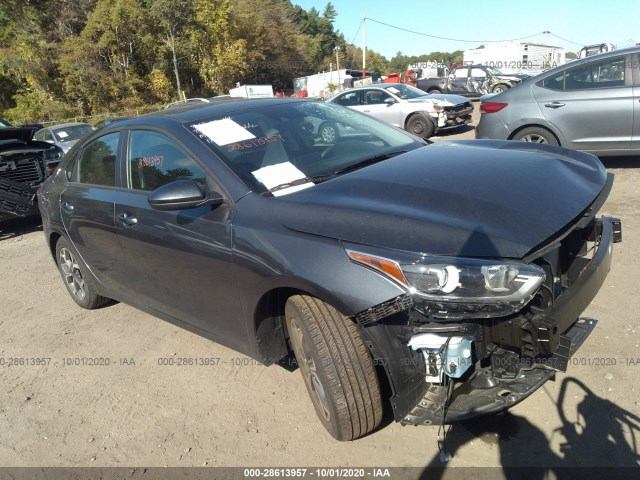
[381,84,428,100]
[487,67,503,75]
[186,101,423,194]
[52,124,94,142]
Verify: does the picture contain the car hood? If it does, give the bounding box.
[413,94,469,106]
[280,140,607,259]
[0,127,37,143]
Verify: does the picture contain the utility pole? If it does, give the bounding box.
[335,46,341,91]
[543,30,550,45]
[362,14,366,78]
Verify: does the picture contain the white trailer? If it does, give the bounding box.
[293,70,359,98]
[229,85,274,98]
[463,42,566,76]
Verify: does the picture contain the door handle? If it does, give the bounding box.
[62,201,74,214]
[117,212,138,227]
[363,109,371,113]
[544,102,565,108]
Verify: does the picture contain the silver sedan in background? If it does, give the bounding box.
[327,84,473,140]
[476,46,639,156]
[34,122,95,154]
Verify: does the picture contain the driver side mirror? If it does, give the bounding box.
[384,97,397,105]
[148,179,224,211]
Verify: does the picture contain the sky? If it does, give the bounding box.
[292,0,639,60]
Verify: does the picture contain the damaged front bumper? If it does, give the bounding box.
[442,103,474,129]
[0,177,36,218]
[358,216,620,425]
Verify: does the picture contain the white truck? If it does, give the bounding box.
[463,42,566,76]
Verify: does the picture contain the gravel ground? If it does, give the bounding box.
[1,105,639,476]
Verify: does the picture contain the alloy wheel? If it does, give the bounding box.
[288,316,331,422]
[59,247,87,301]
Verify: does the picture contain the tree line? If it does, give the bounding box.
[0,0,462,124]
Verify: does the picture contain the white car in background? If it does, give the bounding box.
[326,83,473,139]
[34,122,95,154]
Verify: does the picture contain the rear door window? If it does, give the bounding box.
[76,132,119,187]
[453,68,469,78]
[541,56,626,90]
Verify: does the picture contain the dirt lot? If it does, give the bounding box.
[1,105,639,476]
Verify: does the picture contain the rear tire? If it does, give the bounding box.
[406,113,435,139]
[285,295,383,441]
[56,237,110,309]
[428,89,443,95]
[512,127,559,146]
[492,84,508,94]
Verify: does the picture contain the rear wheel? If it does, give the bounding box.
[56,237,109,309]
[285,295,383,441]
[512,127,559,146]
[406,113,435,139]
[428,88,443,95]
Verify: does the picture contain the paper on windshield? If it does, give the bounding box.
[57,131,69,139]
[386,87,400,94]
[252,162,314,197]
[193,118,255,146]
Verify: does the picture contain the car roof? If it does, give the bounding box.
[125,97,316,125]
[48,122,92,130]
[532,46,640,80]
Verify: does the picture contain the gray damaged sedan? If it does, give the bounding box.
[38,98,621,440]
[476,46,639,156]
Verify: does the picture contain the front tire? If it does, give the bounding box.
[285,295,383,441]
[56,237,109,309]
[319,122,338,144]
[512,127,559,146]
[406,113,435,139]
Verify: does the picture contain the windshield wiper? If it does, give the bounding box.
[328,151,408,177]
[264,151,407,195]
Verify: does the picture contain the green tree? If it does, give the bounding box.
[323,2,337,22]
[188,0,248,95]
[233,0,308,88]
[59,0,157,112]
[148,0,194,99]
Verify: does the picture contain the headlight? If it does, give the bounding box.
[347,250,545,319]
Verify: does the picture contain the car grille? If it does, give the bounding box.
[0,156,44,187]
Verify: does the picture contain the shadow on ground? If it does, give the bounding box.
[0,216,42,241]
[420,377,640,479]
[600,156,640,169]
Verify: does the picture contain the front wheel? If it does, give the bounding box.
[512,127,559,146]
[492,84,508,94]
[319,122,338,144]
[285,295,383,441]
[406,113,435,139]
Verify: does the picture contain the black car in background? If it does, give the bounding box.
[38,98,620,440]
[1,124,63,221]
